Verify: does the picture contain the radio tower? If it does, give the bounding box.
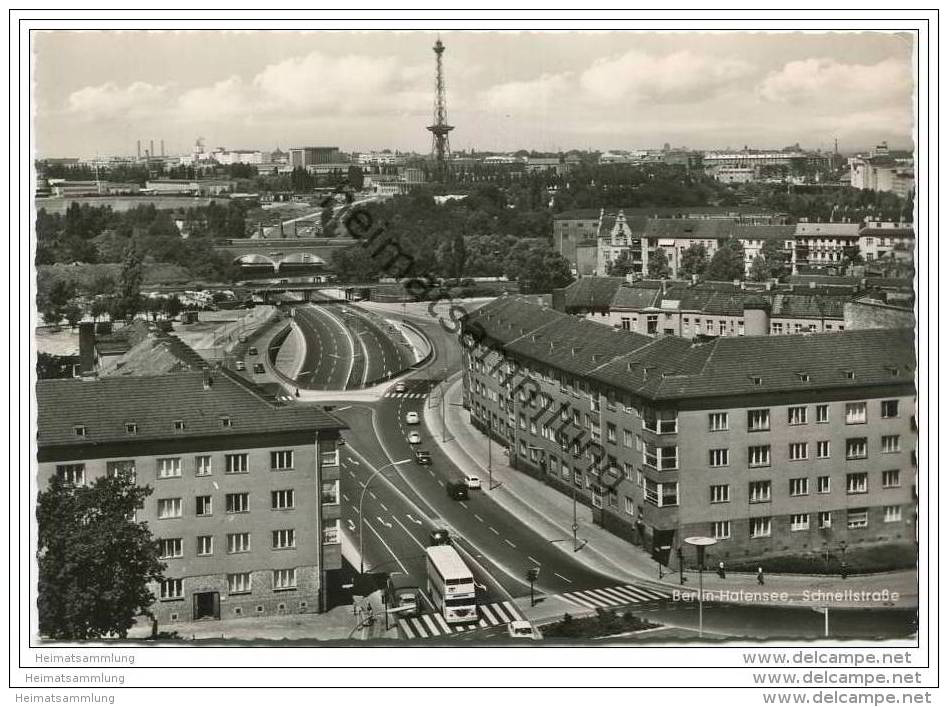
[427,37,454,182]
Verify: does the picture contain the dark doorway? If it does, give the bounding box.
[193,591,220,620]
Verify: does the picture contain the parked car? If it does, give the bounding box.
[405,411,420,425]
[463,474,482,490]
[407,431,422,445]
[446,481,469,501]
[235,360,246,372]
[414,450,432,465]
[507,620,541,640]
[253,363,265,374]
[248,346,258,356]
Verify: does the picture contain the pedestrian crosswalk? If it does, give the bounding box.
[558,583,670,610]
[384,392,427,399]
[398,601,523,639]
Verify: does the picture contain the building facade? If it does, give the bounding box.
[36,370,346,625]
[460,297,916,565]
[290,147,341,168]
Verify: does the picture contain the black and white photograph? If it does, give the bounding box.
[11,8,938,704]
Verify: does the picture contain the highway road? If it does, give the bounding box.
[293,303,415,390]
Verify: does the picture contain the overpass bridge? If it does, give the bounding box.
[214,238,355,272]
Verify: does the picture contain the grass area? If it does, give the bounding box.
[726,542,917,575]
[542,608,660,640]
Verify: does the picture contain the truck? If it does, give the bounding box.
[385,573,422,619]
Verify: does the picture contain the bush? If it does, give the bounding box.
[726,542,917,575]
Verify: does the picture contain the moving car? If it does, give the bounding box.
[405,411,420,425]
[446,481,469,501]
[235,361,246,372]
[507,620,541,640]
[248,346,258,356]
[253,363,265,374]
[428,528,451,546]
[414,450,432,465]
[393,381,407,394]
[463,474,482,490]
[407,431,422,445]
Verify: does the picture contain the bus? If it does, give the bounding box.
[425,545,477,624]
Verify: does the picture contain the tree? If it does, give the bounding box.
[37,470,164,640]
[647,250,671,279]
[448,232,467,282]
[679,242,708,278]
[89,297,110,325]
[748,255,771,282]
[63,302,83,329]
[320,206,334,233]
[163,294,183,320]
[760,239,789,280]
[113,245,143,321]
[706,238,746,281]
[515,246,574,293]
[606,250,633,277]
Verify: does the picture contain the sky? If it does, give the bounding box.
[32,30,916,158]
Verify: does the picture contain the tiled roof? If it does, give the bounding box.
[98,332,208,377]
[464,296,915,402]
[610,284,661,309]
[644,220,794,241]
[858,226,915,237]
[36,370,345,448]
[786,274,861,286]
[561,277,625,309]
[770,294,845,319]
[794,223,861,237]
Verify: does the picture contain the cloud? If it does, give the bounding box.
[758,57,913,105]
[479,73,574,114]
[579,49,755,105]
[66,81,172,120]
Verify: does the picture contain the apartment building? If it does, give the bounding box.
[555,278,848,337]
[36,369,346,624]
[460,296,916,564]
[792,222,862,272]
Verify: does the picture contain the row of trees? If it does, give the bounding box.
[607,239,793,283]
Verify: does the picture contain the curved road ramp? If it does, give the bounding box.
[270,302,423,392]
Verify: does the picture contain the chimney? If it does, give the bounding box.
[136,140,141,160]
[78,322,96,375]
[202,366,212,390]
[160,139,165,157]
[150,140,155,159]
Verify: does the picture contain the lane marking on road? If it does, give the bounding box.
[488,526,500,535]
[369,491,377,501]
[350,505,359,514]
[474,514,484,523]
[342,493,350,502]
[458,501,468,509]
[437,480,445,487]
[380,502,389,512]
[554,572,573,583]
[406,514,423,525]
[346,519,356,531]
[503,539,516,548]
[427,469,435,477]
[376,516,392,529]
[363,517,409,575]
[528,556,542,566]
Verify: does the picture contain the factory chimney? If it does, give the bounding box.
[136,140,141,160]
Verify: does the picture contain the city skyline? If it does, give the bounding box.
[34,30,915,158]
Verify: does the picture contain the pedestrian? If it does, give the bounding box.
[757,566,765,585]
[840,561,848,580]
[295,387,300,398]
[718,561,726,579]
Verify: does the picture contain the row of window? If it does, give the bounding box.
[718,401,899,433]
[709,470,900,504]
[706,436,901,467]
[159,568,300,600]
[73,415,237,439]
[54,451,342,486]
[158,524,338,559]
[709,506,904,540]
[159,489,299,518]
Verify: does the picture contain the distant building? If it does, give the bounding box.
[713,166,756,184]
[213,149,264,165]
[792,223,862,273]
[848,142,915,197]
[289,147,341,168]
[48,180,141,197]
[145,179,236,196]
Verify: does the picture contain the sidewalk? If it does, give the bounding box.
[428,377,919,610]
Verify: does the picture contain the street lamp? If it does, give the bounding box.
[684,536,718,639]
[559,443,583,552]
[358,458,411,574]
